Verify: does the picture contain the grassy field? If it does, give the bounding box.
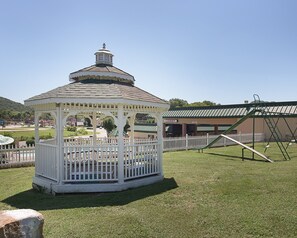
[0,128,93,140]
[0,144,296,237]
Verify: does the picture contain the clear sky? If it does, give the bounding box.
[1,0,296,105]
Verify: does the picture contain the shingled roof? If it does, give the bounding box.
[69,65,135,84]
[25,79,168,106]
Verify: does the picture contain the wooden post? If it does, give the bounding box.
[156,113,164,176]
[56,103,63,184]
[92,112,97,146]
[34,112,39,143]
[117,105,124,184]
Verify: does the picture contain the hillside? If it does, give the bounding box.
[0,97,32,112]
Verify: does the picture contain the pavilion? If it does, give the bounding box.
[25,44,169,194]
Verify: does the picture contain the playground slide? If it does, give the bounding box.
[201,108,259,150]
[220,134,273,163]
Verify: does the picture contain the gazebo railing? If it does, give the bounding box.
[63,144,119,182]
[62,139,160,183]
[124,142,159,180]
[35,143,58,181]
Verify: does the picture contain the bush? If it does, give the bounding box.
[40,133,53,140]
[77,128,88,135]
[3,132,12,137]
[66,126,77,132]
[26,137,35,146]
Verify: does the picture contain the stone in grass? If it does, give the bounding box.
[0,209,44,238]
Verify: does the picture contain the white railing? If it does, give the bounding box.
[35,143,57,181]
[0,144,35,167]
[63,145,118,182]
[163,133,265,151]
[63,137,120,146]
[124,142,159,180]
[62,141,160,183]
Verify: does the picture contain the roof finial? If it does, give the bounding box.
[103,43,106,49]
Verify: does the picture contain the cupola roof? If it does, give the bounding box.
[69,44,135,85]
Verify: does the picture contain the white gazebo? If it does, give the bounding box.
[25,44,169,194]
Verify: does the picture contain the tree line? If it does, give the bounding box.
[169,98,219,109]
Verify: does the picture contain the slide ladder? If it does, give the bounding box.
[262,110,291,160]
[284,118,297,149]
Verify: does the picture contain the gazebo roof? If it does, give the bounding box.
[69,65,135,84]
[25,79,168,107]
[25,44,169,109]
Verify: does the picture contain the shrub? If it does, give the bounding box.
[66,126,77,132]
[40,133,53,140]
[77,128,88,135]
[3,132,12,137]
[26,137,35,146]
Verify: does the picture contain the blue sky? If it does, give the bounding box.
[1,0,296,105]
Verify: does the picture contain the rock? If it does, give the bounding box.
[0,209,44,238]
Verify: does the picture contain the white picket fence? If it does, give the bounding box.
[0,133,265,168]
[163,133,265,151]
[0,144,35,168]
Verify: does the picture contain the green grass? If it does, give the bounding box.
[0,144,297,237]
[0,128,93,140]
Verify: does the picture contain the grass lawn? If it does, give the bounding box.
[0,143,296,237]
[0,128,93,140]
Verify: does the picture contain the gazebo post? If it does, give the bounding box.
[117,104,125,184]
[156,112,164,177]
[34,112,40,143]
[92,112,97,145]
[56,103,64,184]
[129,114,136,144]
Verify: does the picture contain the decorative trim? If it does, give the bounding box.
[25,98,170,111]
[69,71,135,83]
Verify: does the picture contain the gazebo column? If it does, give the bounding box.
[34,112,40,143]
[117,105,125,184]
[92,112,97,145]
[56,103,64,184]
[156,112,164,177]
[128,114,136,144]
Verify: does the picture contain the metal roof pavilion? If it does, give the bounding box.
[163,101,297,118]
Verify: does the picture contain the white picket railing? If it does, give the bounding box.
[63,144,119,182]
[35,143,57,181]
[124,142,159,180]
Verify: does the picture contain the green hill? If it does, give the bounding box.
[0,97,32,112]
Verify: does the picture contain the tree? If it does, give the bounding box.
[188,100,218,107]
[103,118,116,134]
[169,98,188,109]
[84,117,92,127]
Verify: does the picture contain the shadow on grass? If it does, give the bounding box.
[206,152,269,162]
[2,177,178,211]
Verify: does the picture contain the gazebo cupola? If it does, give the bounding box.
[25,44,169,194]
[69,44,135,85]
[95,43,113,66]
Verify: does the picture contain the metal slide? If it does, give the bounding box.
[220,134,273,163]
[201,108,259,150]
